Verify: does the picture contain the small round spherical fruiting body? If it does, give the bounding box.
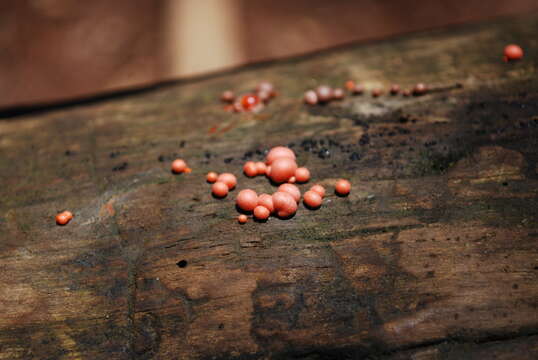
[372,88,382,97]
[206,171,218,183]
[217,173,237,190]
[257,81,274,94]
[332,88,345,100]
[238,214,248,224]
[304,90,318,105]
[266,146,296,165]
[272,191,298,218]
[335,179,351,196]
[270,157,297,183]
[278,183,301,202]
[171,159,187,173]
[315,85,333,102]
[258,193,275,213]
[241,94,260,111]
[212,181,229,198]
[303,190,322,209]
[56,211,73,226]
[310,184,326,198]
[413,83,427,96]
[345,80,355,91]
[390,84,400,95]
[503,44,523,61]
[295,167,310,183]
[236,189,258,212]
[253,205,270,220]
[255,162,267,176]
[221,90,235,103]
[288,176,296,184]
[257,89,272,103]
[243,161,258,177]
[352,84,364,95]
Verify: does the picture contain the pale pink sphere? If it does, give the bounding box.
[265,146,296,165]
[272,191,298,218]
[258,193,274,213]
[257,81,274,94]
[333,88,345,100]
[295,167,310,183]
[288,176,296,184]
[217,173,237,190]
[335,179,351,196]
[212,182,229,198]
[304,90,318,105]
[171,159,187,174]
[236,189,258,211]
[238,214,248,224]
[243,161,258,177]
[270,157,297,183]
[206,171,218,183]
[303,190,322,209]
[255,162,267,175]
[253,205,270,220]
[310,184,326,198]
[316,85,333,102]
[278,183,301,202]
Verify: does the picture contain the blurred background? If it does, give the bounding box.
[1,0,537,110]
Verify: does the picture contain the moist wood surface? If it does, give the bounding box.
[1,14,538,360]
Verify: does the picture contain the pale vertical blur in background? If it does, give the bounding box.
[1,0,537,110]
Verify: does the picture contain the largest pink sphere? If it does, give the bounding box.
[265,146,296,165]
[270,157,297,183]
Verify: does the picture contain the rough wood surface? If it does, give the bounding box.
[1,14,538,360]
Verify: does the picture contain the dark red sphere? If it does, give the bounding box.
[241,94,260,110]
[503,44,523,62]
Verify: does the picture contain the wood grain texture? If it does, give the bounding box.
[0,14,537,360]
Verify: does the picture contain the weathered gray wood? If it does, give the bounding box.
[0,14,537,360]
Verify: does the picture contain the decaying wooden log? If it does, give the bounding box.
[0,14,537,360]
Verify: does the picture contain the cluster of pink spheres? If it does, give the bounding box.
[56,44,523,226]
[220,81,277,113]
[205,146,351,224]
[304,82,428,105]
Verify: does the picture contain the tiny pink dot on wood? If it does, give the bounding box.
[206,172,218,183]
[171,159,187,174]
[335,179,351,196]
[304,90,318,105]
